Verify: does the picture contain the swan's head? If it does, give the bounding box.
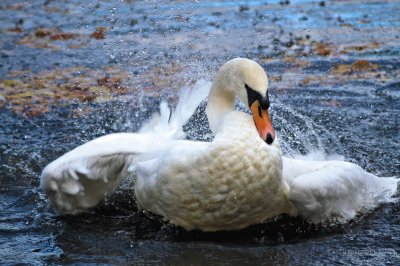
[228,58,275,144]
[208,58,276,144]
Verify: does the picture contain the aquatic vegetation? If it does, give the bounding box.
[0,67,130,116]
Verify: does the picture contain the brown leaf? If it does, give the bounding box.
[302,77,311,85]
[90,27,106,40]
[68,42,89,49]
[68,90,96,102]
[343,42,380,52]
[18,28,84,49]
[17,35,58,49]
[6,26,23,33]
[282,56,310,68]
[332,64,352,75]
[24,105,49,117]
[5,91,34,100]
[97,75,122,89]
[1,3,24,11]
[35,28,53,38]
[49,32,77,41]
[332,60,380,75]
[97,76,109,86]
[314,42,331,56]
[351,60,379,72]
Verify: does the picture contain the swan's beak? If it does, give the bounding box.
[250,101,275,144]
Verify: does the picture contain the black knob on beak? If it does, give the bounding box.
[266,133,274,145]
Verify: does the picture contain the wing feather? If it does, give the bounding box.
[40,80,211,214]
[40,133,163,214]
[283,156,398,223]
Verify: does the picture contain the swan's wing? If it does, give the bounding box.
[139,79,211,139]
[41,80,211,214]
[40,133,167,214]
[283,156,398,223]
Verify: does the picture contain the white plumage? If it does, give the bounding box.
[40,58,398,231]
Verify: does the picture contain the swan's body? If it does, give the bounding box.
[135,111,291,231]
[41,58,398,231]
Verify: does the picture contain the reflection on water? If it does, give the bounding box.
[1,0,400,265]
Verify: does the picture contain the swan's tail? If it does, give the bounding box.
[139,80,211,139]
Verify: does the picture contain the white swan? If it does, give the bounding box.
[40,58,398,231]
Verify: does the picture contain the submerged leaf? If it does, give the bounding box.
[90,27,107,40]
[17,28,86,49]
[351,60,379,72]
[313,42,332,56]
[24,105,49,117]
[35,28,53,38]
[332,60,379,75]
[332,64,352,75]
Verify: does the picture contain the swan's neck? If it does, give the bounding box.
[206,73,236,134]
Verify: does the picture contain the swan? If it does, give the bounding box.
[40,58,398,231]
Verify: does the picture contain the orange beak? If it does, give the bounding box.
[250,101,275,144]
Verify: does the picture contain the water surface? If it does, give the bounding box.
[1,0,399,264]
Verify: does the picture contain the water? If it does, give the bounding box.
[1,0,400,265]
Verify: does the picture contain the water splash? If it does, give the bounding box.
[273,100,345,158]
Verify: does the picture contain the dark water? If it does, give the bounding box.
[1,0,400,265]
